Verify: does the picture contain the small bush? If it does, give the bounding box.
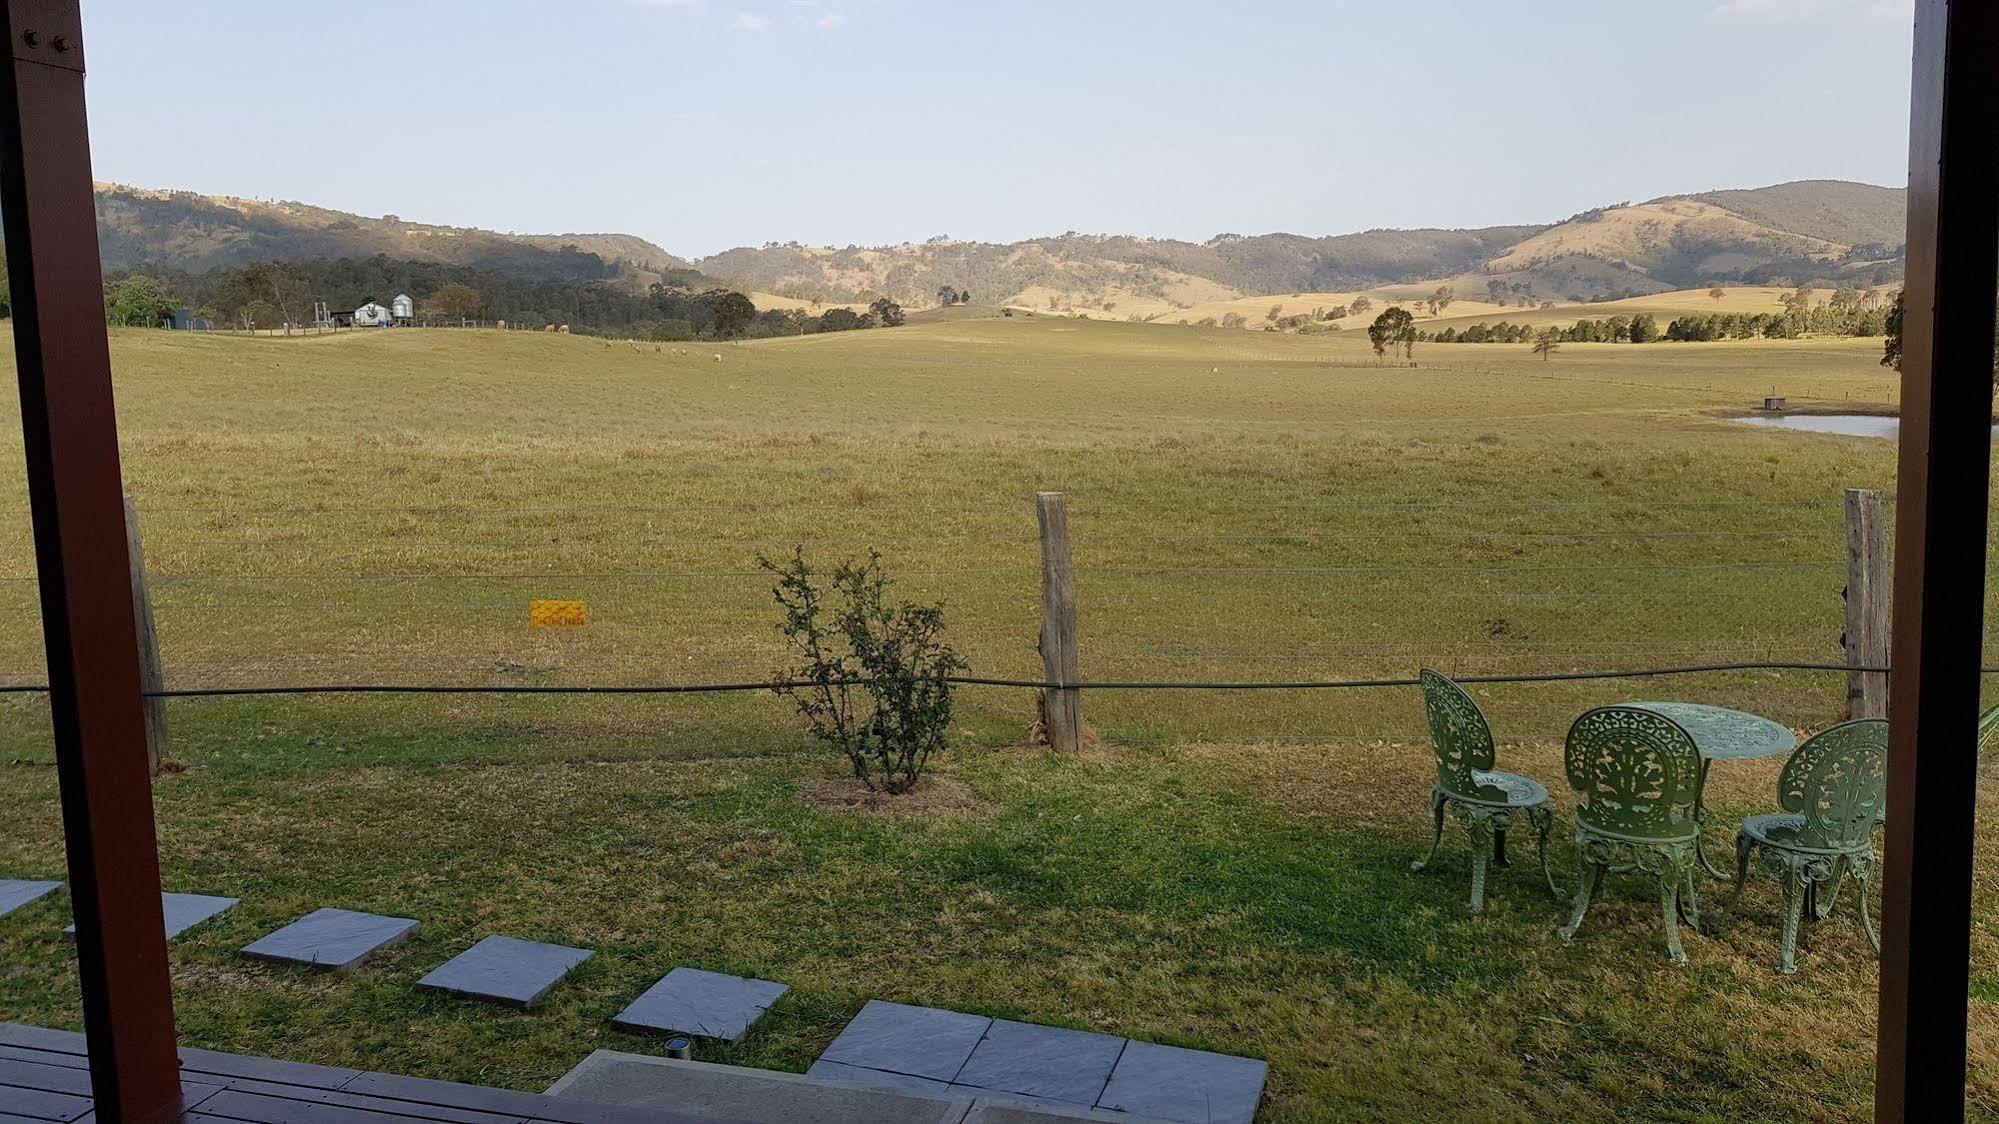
[760,549,966,794]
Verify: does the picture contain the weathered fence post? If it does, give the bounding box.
[123,496,168,774]
[1845,487,1890,720]
[1036,492,1082,751]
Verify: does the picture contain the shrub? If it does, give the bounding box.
[761,549,966,794]
[650,319,695,342]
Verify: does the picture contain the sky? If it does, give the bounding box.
[77,0,1916,259]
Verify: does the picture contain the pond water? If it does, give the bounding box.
[1733,414,1903,439]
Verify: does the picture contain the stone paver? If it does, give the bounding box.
[806,1059,955,1096]
[1095,1039,1267,1124]
[0,880,61,918]
[241,908,418,972]
[611,967,788,1042]
[418,935,593,1009]
[66,892,237,941]
[815,1002,1264,1122]
[954,1020,1127,1107]
[818,1000,993,1082]
[550,1050,973,1124]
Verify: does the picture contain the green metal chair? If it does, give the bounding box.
[1979,702,1999,759]
[1730,719,1887,974]
[1558,706,1705,964]
[1412,669,1558,912]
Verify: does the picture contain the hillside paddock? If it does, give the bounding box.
[0,318,1987,1122]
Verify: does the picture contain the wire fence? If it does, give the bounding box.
[0,491,1979,740]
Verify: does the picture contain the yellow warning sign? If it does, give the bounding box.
[530,600,589,628]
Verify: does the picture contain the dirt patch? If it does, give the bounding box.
[796,772,989,818]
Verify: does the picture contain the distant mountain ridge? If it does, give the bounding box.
[1680,180,1906,249]
[92,179,1905,317]
[699,181,1905,316]
[94,184,693,283]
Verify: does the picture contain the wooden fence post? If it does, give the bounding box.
[1845,487,1890,720]
[123,496,167,774]
[1036,492,1082,751]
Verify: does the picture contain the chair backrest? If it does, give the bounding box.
[1563,706,1703,841]
[1419,669,1495,800]
[1778,719,1887,850]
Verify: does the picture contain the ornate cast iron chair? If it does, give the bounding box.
[1730,719,1887,974]
[1558,706,1704,964]
[1412,670,1558,912]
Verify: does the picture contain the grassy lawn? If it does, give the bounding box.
[0,317,1990,1121]
[0,319,1938,751]
[4,731,1991,1122]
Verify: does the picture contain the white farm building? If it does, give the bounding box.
[346,294,414,328]
[337,294,415,328]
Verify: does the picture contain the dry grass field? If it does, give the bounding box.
[1152,286,1890,335]
[0,317,1987,1122]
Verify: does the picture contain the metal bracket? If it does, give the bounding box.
[6,0,83,73]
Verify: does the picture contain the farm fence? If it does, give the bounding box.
[0,486,1980,751]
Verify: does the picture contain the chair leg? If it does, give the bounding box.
[1559,863,1603,944]
[1854,860,1881,957]
[1813,856,1847,921]
[1660,873,1688,965]
[1464,815,1493,912]
[1727,834,1760,934]
[1411,790,1447,874]
[1680,864,1701,929]
[1777,866,1808,975]
[1530,805,1558,899]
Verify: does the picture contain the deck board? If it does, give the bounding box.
[0,1025,717,1124]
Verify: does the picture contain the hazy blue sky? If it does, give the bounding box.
[80,0,1915,258]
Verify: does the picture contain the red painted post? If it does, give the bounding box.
[0,2,182,1121]
[1877,1,1999,1121]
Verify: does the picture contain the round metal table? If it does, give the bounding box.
[1628,702,1797,877]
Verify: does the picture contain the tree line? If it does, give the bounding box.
[88,254,913,340]
[1431,315,1663,345]
[1425,287,1896,348]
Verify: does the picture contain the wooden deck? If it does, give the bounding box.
[0,1023,720,1124]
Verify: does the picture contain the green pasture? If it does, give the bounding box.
[1,317,1989,1122]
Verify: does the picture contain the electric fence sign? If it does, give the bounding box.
[530,600,589,628]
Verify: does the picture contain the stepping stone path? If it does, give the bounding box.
[0,880,61,918]
[612,966,788,1043]
[815,1000,1268,1124]
[10,883,1263,1122]
[242,907,418,972]
[418,934,593,1009]
[65,892,237,941]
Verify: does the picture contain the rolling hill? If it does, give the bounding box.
[89,179,1907,322]
[1683,180,1906,248]
[697,181,1905,315]
[93,183,693,283]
